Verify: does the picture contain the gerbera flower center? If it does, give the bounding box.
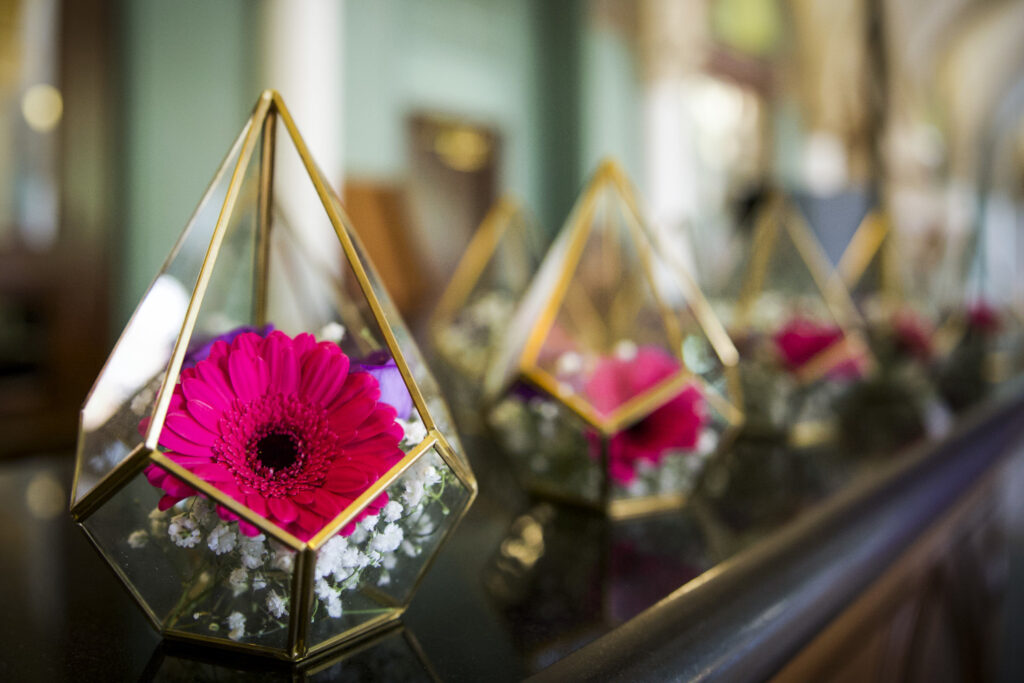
[256,432,299,471]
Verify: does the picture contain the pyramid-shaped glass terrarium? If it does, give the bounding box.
[70,91,477,660]
[837,209,957,366]
[724,195,874,441]
[485,160,743,518]
[429,198,544,434]
[934,210,1024,410]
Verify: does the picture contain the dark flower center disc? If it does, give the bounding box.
[256,432,299,470]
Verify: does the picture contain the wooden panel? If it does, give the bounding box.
[342,181,427,317]
[772,460,1011,683]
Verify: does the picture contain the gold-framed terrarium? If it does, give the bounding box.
[932,202,1024,409]
[827,207,950,452]
[722,194,875,441]
[836,208,963,364]
[484,160,743,519]
[70,91,477,661]
[430,196,544,384]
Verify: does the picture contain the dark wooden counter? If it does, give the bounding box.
[1,384,1022,681]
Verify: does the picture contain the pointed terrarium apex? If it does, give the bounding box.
[70,90,477,661]
[837,209,960,364]
[485,159,743,518]
[732,195,875,384]
[722,194,875,442]
[430,196,544,383]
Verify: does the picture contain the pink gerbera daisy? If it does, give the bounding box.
[143,330,405,541]
[584,346,707,485]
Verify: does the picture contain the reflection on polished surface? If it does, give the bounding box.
[146,626,437,682]
[483,503,710,671]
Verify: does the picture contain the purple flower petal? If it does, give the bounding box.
[356,351,413,420]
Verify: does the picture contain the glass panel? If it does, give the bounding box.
[81,463,294,651]
[432,199,545,382]
[487,386,601,507]
[322,187,470,471]
[74,125,250,504]
[529,167,687,421]
[730,200,868,385]
[308,446,469,648]
[266,117,430,442]
[606,379,728,502]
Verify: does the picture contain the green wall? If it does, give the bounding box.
[343,0,543,220]
[115,0,644,322]
[118,0,254,324]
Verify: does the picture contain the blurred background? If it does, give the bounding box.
[2,0,1024,457]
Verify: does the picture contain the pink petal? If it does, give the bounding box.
[328,372,378,411]
[296,507,325,534]
[327,395,376,435]
[185,398,223,433]
[158,495,182,511]
[231,332,262,357]
[309,490,347,517]
[342,435,402,460]
[195,362,235,406]
[291,490,315,505]
[238,521,260,537]
[165,411,218,446]
[156,429,213,458]
[168,393,186,413]
[324,468,370,493]
[365,491,389,514]
[228,351,265,402]
[181,377,231,413]
[245,493,268,517]
[162,477,197,499]
[144,465,166,487]
[218,506,239,521]
[204,340,231,365]
[354,404,398,440]
[190,463,235,482]
[299,346,350,407]
[264,332,299,395]
[291,332,317,359]
[268,497,298,523]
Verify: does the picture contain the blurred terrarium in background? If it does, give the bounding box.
[831,208,951,454]
[485,160,742,518]
[716,194,874,443]
[429,197,545,432]
[70,92,476,660]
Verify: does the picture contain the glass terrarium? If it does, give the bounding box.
[935,203,1024,411]
[70,91,476,661]
[429,197,544,432]
[830,208,958,453]
[484,160,743,518]
[838,208,959,363]
[722,195,874,442]
[431,197,544,383]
